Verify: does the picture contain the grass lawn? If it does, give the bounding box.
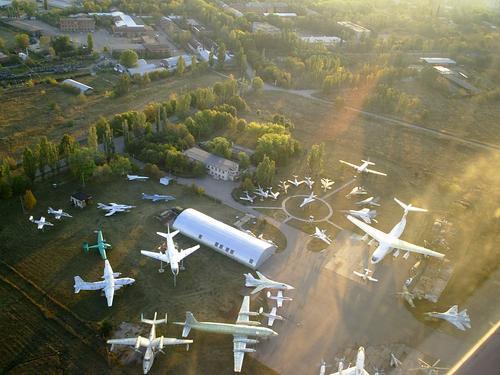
[0,71,225,156]
[0,173,278,374]
[0,25,17,50]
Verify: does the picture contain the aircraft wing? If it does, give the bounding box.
[267,308,277,326]
[107,337,149,348]
[276,291,283,308]
[141,250,170,264]
[178,245,201,261]
[347,215,389,244]
[105,209,117,217]
[233,335,247,373]
[365,168,387,176]
[339,160,359,169]
[151,337,193,348]
[236,296,251,323]
[452,320,466,331]
[330,367,369,375]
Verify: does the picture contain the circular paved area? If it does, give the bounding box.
[281,194,333,223]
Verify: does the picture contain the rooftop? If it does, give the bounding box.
[184,147,239,171]
[337,21,371,33]
[420,57,457,65]
[301,36,343,44]
[89,11,145,29]
[62,79,93,93]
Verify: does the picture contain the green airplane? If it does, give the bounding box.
[82,229,111,260]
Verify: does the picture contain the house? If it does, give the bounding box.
[89,11,152,36]
[61,79,93,94]
[59,17,95,32]
[301,36,343,45]
[337,21,371,40]
[252,22,280,34]
[263,12,297,17]
[184,147,239,181]
[160,54,193,71]
[70,192,92,208]
[127,59,167,76]
[420,57,457,66]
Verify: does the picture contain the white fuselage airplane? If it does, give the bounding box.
[107,313,192,374]
[47,207,73,220]
[353,268,378,282]
[255,185,269,199]
[141,227,200,286]
[345,186,368,199]
[29,216,54,230]
[288,175,304,187]
[300,192,317,208]
[330,347,370,375]
[425,305,471,331]
[320,178,335,192]
[339,159,387,177]
[278,180,290,194]
[127,174,149,181]
[239,191,256,203]
[97,203,136,216]
[304,176,315,190]
[311,226,332,245]
[259,307,284,327]
[174,296,278,372]
[142,193,175,202]
[245,271,295,295]
[355,196,380,207]
[266,291,293,308]
[348,198,444,264]
[268,188,280,200]
[343,208,377,224]
[74,259,135,307]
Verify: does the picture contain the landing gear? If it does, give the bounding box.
[158,261,165,273]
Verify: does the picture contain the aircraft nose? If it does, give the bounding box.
[371,256,379,264]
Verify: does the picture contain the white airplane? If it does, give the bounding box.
[345,186,368,198]
[342,208,378,224]
[288,175,304,187]
[347,198,444,264]
[331,347,370,375]
[311,227,332,245]
[239,191,256,203]
[259,307,283,327]
[74,259,135,307]
[97,203,136,216]
[127,174,149,181]
[409,358,449,374]
[266,291,293,308]
[320,178,335,192]
[29,216,54,230]
[339,159,387,176]
[303,176,315,190]
[396,284,416,308]
[141,226,200,286]
[244,271,295,295]
[254,185,269,199]
[425,305,471,331]
[300,192,317,208]
[174,296,278,373]
[267,188,280,200]
[390,353,402,368]
[278,180,290,194]
[258,233,276,246]
[47,207,72,220]
[355,196,380,207]
[353,268,378,282]
[319,360,331,375]
[142,193,175,202]
[107,313,192,374]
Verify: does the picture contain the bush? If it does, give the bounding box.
[143,163,163,178]
[23,189,37,209]
[190,183,205,196]
[60,83,81,95]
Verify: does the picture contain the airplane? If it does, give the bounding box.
[339,159,387,176]
[127,174,149,181]
[174,296,278,372]
[244,271,295,295]
[47,207,72,220]
[396,284,416,308]
[141,226,200,286]
[425,305,471,331]
[331,347,370,375]
[97,203,136,216]
[353,268,378,282]
[319,360,332,375]
[342,208,378,224]
[107,312,192,374]
[347,198,444,264]
[239,191,256,203]
[311,227,332,245]
[254,185,269,199]
[409,358,449,374]
[267,188,280,200]
[300,192,317,208]
[82,228,111,260]
[288,175,304,187]
[73,259,135,307]
[266,291,293,308]
[345,186,368,199]
[355,196,380,207]
[258,233,276,246]
[303,176,315,190]
[278,180,290,194]
[29,216,54,230]
[320,178,335,192]
[259,307,283,327]
[142,193,175,202]
[390,353,402,368]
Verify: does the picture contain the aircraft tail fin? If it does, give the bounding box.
[244,272,256,286]
[174,312,197,337]
[394,197,428,213]
[361,159,375,165]
[74,276,84,293]
[141,312,167,325]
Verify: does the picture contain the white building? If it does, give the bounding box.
[420,57,457,65]
[62,79,93,94]
[184,147,239,181]
[127,59,166,76]
[263,12,297,17]
[301,36,343,45]
[161,54,193,71]
[337,21,371,40]
[173,208,276,269]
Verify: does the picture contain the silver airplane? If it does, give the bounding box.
[127,174,149,181]
[97,202,136,216]
[353,268,378,282]
[29,215,54,230]
[244,271,295,295]
[266,291,293,308]
[355,196,380,207]
[259,307,284,327]
[345,186,368,199]
[47,207,73,220]
[425,305,471,331]
[409,358,449,374]
[142,193,175,202]
[342,208,378,224]
[254,185,269,199]
[311,226,332,245]
[300,192,317,208]
[107,313,192,374]
[396,285,416,308]
[339,159,387,176]
[320,178,335,192]
[303,176,315,190]
[278,180,290,194]
[239,191,256,203]
[288,175,304,187]
[331,347,370,375]
[267,187,280,200]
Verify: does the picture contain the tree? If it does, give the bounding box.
[51,35,73,55]
[47,142,59,174]
[217,43,226,70]
[307,143,325,176]
[240,176,255,192]
[87,33,93,53]
[0,37,5,50]
[15,33,29,49]
[87,125,98,152]
[43,0,48,10]
[23,189,37,210]
[252,76,264,92]
[191,55,198,75]
[109,155,132,176]
[22,147,37,181]
[68,147,96,186]
[176,94,191,117]
[208,137,232,158]
[58,134,76,159]
[176,55,185,75]
[120,49,138,68]
[114,75,131,96]
[37,137,52,179]
[208,51,215,67]
[238,152,250,169]
[255,155,275,186]
[103,123,114,160]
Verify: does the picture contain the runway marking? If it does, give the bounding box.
[327,219,344,231]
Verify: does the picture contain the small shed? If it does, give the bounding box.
[70,192,92,208]
[62,79,94,94]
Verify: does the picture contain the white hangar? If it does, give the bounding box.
[172,208,276,269]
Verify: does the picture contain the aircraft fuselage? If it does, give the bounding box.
[371,212,408,263]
